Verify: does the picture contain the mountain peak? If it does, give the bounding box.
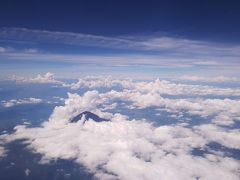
[70,111,109,123]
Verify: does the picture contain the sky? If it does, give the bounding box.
[0,0,240,78]
[0,2,240,179]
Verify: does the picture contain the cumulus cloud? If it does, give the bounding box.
[101,89,240,126]
[10,72,62,84]
[124,79,240,96]
[10,73,240,97]
[5,74,240,126]
[62,76,133,90]
[28,72,60,84]
[2,97,43,108]
[2,74,240,179]
[64,76,240,96]
[194,124,240,149]
[2,90,240,179]
[6,117,239,180]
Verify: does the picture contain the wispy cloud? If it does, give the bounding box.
[1,27,240,58]
[178,75,239,82]
[0,47,6,53]
[0,27,136,50]
[1,28,240,78]
[1,48,239,70]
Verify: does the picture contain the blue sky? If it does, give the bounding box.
[1,2,240,179]
[0,0,240,79]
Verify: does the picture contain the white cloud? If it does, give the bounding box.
[4,117,240,179]
[10,72,62,84]
[2,74,240,179]
[28,72,60,84]
[0,136,7,158]
[23,48,38,53]
[194,124,240,149]
[2,91,240,179]
[62,76,133,90]
[0,146,6,158]
[0,46,14,53]
[0,47,6,53]
[132,79,240,96]
[65,76,240,96]
[0,28,240,72]
[5,74,240,126]
[101,90,240,126]
[25,168,31,176]
[1,27,240,58]
[2,97,43,108]
[179,75,238,82]
[1,48,239,75]
[10,73,240,97]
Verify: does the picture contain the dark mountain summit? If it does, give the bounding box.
[70,111,109,123]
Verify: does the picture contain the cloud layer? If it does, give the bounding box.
[2,76,240,179]
[9,73,240,96]
[4,113,239,180]
[64,76,240,96]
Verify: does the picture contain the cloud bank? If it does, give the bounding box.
[64,76,240,96]
[8,73,240,96]
[2,78,240,179]
[4,113,239,180]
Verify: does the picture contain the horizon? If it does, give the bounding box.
[0,1,240,180]
[0,0,240,79]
